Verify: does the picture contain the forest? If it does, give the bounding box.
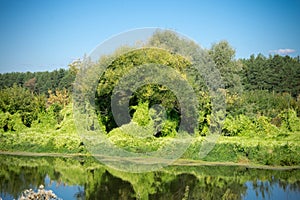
[0,31,300,166]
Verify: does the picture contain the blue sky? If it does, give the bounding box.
[0,0,299,73]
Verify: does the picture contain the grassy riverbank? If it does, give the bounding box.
[183,133,300,166]
[1,104,299,167]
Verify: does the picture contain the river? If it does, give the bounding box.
[0,154,299,199]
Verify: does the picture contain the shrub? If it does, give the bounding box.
[108,122,160,153]
[255,116,283,136]
[222,114,256,136]
[132,101,151,126]
[0,85,46,127]
[0,112,26,132]
[47,103,63,124]
[160,119,177,137]
[279,109,300,132]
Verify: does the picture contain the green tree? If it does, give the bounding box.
[0,84,46,128]
[241,54,300,97]
[208,40,242,94]
[95,48,192,133]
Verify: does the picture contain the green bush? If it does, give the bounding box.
[0,112,26,132]
[279,109,300,132]
[108,122,160,153]
[0,112,14,132]
[223,115,240,136]
[47,103,63,124]
[0,85,46,127]
[132,101,151,126]
[131,101,177,137]
[255,116,280,135]
[160,119,177,137]
[222,114,256,136]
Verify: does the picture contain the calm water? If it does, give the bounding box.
[0,154,299,200]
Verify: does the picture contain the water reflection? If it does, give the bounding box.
[84,170,135,200]
[244,179,300,200]
[0,154,299,199]
[44,175,84,200]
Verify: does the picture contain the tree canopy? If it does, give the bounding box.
[0,30,299,137]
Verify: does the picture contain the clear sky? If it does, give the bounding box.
[0,0,299,73]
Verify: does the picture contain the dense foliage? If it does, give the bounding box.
[95,47,193,133]
[241,54,300,97]
[0,84,45,128]
[0,30,299,166]
[0,68,75,95]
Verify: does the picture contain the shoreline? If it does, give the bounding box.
[1,150,299,170]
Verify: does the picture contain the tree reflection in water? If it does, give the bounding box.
[0,155,299,200]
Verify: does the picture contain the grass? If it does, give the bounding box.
[2,131,299,167]
[199,133,300,166]
[1,103,300,167]
[0,104,86,154]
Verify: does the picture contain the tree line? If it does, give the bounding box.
[241,54,300,97]
[0,66,77,129]
[0,68,75,95]
[0,30,300,135]
[1,43,299,100]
